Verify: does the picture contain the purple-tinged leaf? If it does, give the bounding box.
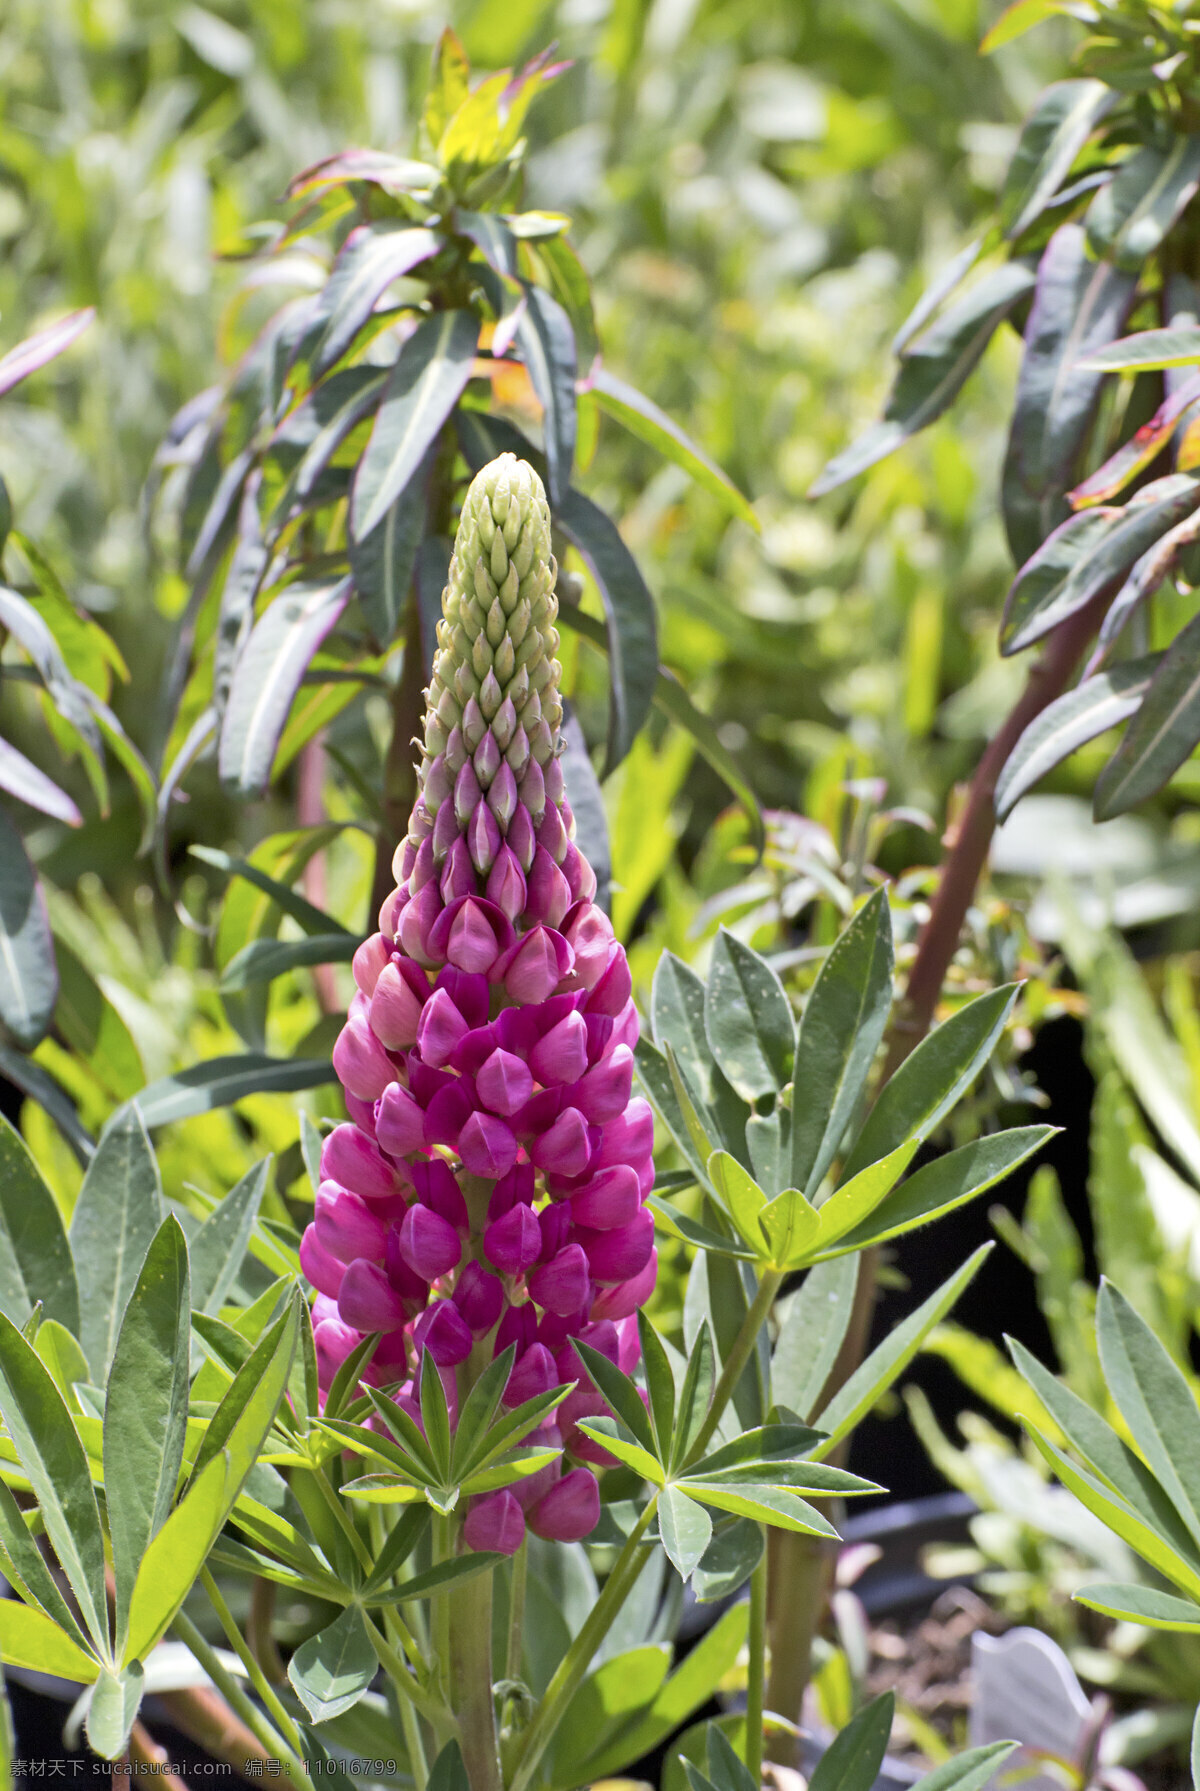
[215,473,269,713]
[351,310,479,539]
[0,311,94,400]
[1089,507,1200,670]
[558,487,657,773]
[1079,326,1200,375]
[0,808,57,1049]
[185,447,253,582]
[1000,81,1114,242]
[515,285,577,507]
[996,654,1161,818]
[271,368,387,517]
[1086,138,1200,273]
[891,238,984,359]
[219,578,352,797]
[454,211,518,280]
[592,368,757,529]
[286,150,440,202]
[1001,225,1137,563]
[312,225,441,377]
[351,445,434,649]
[810,261,1035,497]
[1095,611,1200,818]
[0,741,81,827]
[531,234,599,372]
[1071,373,1200,508]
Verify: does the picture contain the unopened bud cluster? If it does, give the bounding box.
[301,456,656,1552]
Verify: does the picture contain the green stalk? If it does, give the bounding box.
[508,1497,659,1791]
[366,1617,454,1738]
[506,1542,528,1683]
[745,1540,767,1786]
[449,1560,502,1791]
[683,1269,783,1469]
[199,1568,302,1754]
[173,1610,308,1791]
[313,1464,374,1575]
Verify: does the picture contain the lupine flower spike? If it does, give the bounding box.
[303,453,656,1551]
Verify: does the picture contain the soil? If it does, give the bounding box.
[864,1585,1006,1761]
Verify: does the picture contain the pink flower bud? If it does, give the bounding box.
[300,1225,346,1298]
[473,731,501,788]
[487,762,518,829]
[436,968,489,1027]
[538,1203,571,1260]
[454,1261,504,1335]
[440,835,476,902]
[477,1047,534,1117]
[569,1165,641,1230]
[562,905,614,988]
[374,1085,425,1164]
[338,1259,409,1331]
[416,987,469,1069]
[528,1468,599,1542]
[529,1011,589,1087]
[545,757,565,805]
[468,803,503,875]
[589,1249,658,1322]
[616,1315,641,1374]
[502,1342,558,1407]
[562,845,593,902]
[459,1110,519,1179]
[496,1301,536,1358]
[413,1299,473,1367]
[488,1163,536,1220]
[321,1124,406,1202]
[395,838,418,883]
[454,761,483,828]
[587,946,633,1017]
[594,1098,655,1171]
[501,926,574,1005]
[398,880,443,964]
[384,1229,430,1314]
[424,753,453,808]
[485,1203,543,1275]
[369,959,431,1050]
[315,1184,390,1264]
[433,796,460,860]
[573,1045,635,1124]
[343,1093,379,1139]
[521,759,546,824]
[333,1008,395,1103]
[486,844,527,921]
[509,1086,566,1139]
[525,847,571,928]
[353,934,391,997]
[314,1315,361,1390]
[412,1159,469,1230]
[578,1207,654,1283]
[378,886,404,942]
[508,803,536,871]
[422,1079,475,1148]
[511,1423,563,1511]
[464,1490,525,1556]
[427,897,514,977]
[532,1107,594,1179]
[553,1320,618,1381]
[528,1245,590,1318]
[398,1205,462,1280]
[410,837,437,891]
[537,805,568,864]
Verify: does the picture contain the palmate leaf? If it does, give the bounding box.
[573,1338,659,1459]
[996,656,1160,818]
[575,1418,664,1485]
[1095,1280,1200,1552]
[1094,609,1200,818]
[0,1600,98,1682]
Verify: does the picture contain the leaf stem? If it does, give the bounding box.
[313,1464,374,1575]
[365,1614,453,1737]
[172,1610,307,1791]
[683,1269,783,1469]
[506,1541,527,1683]
[199,1567,301,1753]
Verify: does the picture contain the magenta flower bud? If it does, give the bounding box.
[427,896,514,977]
[562,906,615,989]
[423,1079,475,1147]
[529,1011,589,1088]
[445,724,468,771]
[315,1185,389,1264]
[412,1159,469,1230]
[433,796,460,859]
[436,968,489,1028]
[395,838,418,882]
[384,1228,430,1314]
[496,1301,537,1358]
[399,1205,462,1280]
[321,1124,406,1202]
[424,753,453,808]
[487,761,519,829]
[487,844,527,921]
[563,845,596,903]
[489,1163,536,1220]
[416,987,469,1069]
[502,1342,558,1407]
[616,1315,641,1374]
[521,758,546,824]
[375,1083,426,1159]
[538,1202,571,1260]
[410,837,437,891]
[512,1423,563,1511]
[398,879,443,964]
[300,1225,346,1299]
[314,1315,361,1390]
[462,695,486,751]
[579,1206,654,1283]
[611,998,640,1054]
[587,946,634,1017]
[333,1006,395,1103]
[369,959,431,1050]
[485,1203,543,1275]
[440,835,476,902]
[545,757,565,805]
[343,1093,379,1139]
[454,761,483,828]
[477,1047,534,1117]
[454,1261,504,1335]
[525,846,571,928]
[529,1468,600,1542]
[553,1320,618,1382]
[498,991,581,1056]
[574,1045,635,1124]
[464,1490,525,1556]
[353,934,390,998]
[468,802,503,875]
[501,926,574,1005]
[453,1023,500,1077]
[594,1097,655,1170]
[459,1110,519,1179]
[528,1244,590,1317]
[338,1259,409,1331]
[532,1107,593,1179]
[589,1249,658,1322]
[379,886,403,942]
[508,803,536,871]
[569,1164,641,1231]
[312,1293,340,1327]
[474,730,502,788]
[413,1298,473,1366]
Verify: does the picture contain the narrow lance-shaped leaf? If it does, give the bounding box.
[189,1159,269,1314]
[351,444,433,648]
[592,368,757,529]
[999,82,1113,242]
[219,578,351,798]
[0,310,94,398]
[1094,608,1200,818]
[1089,509,1200,667]
[1095,1280,1200,1551]
[70,1105,163,1382]
[558,488,658,775]
[1086,138,1200,273]
[1071,371,1200,508]
[1075,1582,1200,1631]
[0,738,81,826]
[704,932,793,1104]
[313,224,441,376]
[0,809,57,1050]
[1080,328,1200,374]
[770,1255,858,1422]
[515,285,576,506]
[129,1054,335,1129]
[996,656,1160,818]
[0,1116,79,1333]
[808,1690,894,1791]
[352,309,479,539]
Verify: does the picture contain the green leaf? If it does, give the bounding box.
[573,1338,660,1459]
[810,262,1036,496]
[820,1128,1054,1257]
[0,1600,98,1682]
[428,1739,471,1791]
[704,932,793,1104]
[219,578,351,798]
[692,1521,763,1604]
[575,1419,664,1484]
[760,1186,822,1268]
[0,1046,93,1167]
[0,1311,109,1654]
[0,1474,95,1652]
[86,1663,144,1761]
[1096,1280,1200,1551]
[808,1691,894,1791]
[361,1552,502,1603]
[190,1298,301,1488]
[997,656,1160,817]
[313,224,440,376]
[351,457,430,649]
[813,1143,918,1249]
[192,843,351,940]
[981,0,1064,52]
[53,939,143,1103]
[707,1152,767,1252]
[1080,327,1200,373]
[360,1503,430,1598]
[0,807,56,1049]
[0,736,80,825]
[911,1744,1017,1791]
[189,1159,269,1314]
[791,889,894,1199]
[1087,138,1200,273]
[638,1312,676,1457]
[1075,1581,1200,1630]
[649,1198,754,1261]
[771,1256,858,1423]
[419,1348,453,1481]
[558,487,658,775]
[813,1246,991,1456]
[0,1116,79,1333]
[123,1454,232,1663]
[352,310,479,538]
[841,985,1019,1182]
[684,1480,838,1537]
[515,285,576,506]
[1095,609,1200,817]
[131,1053,335,1127]
[104,1217,191,1652]
[683,1422,825,1477]
[219,934,358,991]
[1072,374,1200,509]
[672,1322,715,1474]
[592,369,757,529]
[70,1106,163,1382]
[1000,83,1113,241]
[547,1647,671,1789]
[288,1605,378,1722]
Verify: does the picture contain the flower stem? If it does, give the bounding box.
[172,1610,308,1791]
[509,1497,659,1791]
[745,1539,767,1787]
[683,1270,783,1470]
[449,1556,502,1791]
